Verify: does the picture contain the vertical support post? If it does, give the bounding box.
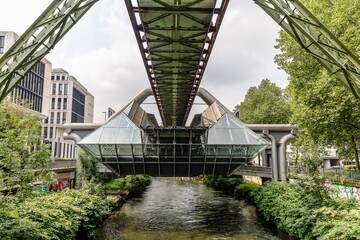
[278,129,298,181]
[262,130,278,181]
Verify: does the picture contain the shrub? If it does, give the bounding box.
[254,181,316,239]
[313,206,360,240]
[0,189,110,240]
[253,179,360,240]
[106,178,126,191]
[203,175,243,193]
[124,175,151,197]
[105,175,151,197]
[234,182,260,203]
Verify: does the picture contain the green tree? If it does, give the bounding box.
[274,0,360,170]
[0,101,52,197]
[78,150,104,184]
[235,79,291,124]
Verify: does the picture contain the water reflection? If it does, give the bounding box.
[97,178,289,240]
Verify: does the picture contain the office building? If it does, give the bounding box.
[44,68,94,158]
[0,31,51,115]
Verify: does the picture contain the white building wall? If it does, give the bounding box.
[45,68,94,159]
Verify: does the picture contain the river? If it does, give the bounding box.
[96,178,291,240]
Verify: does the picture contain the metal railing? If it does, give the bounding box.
[321,168,360,182]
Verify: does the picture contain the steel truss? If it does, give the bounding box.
[125,0,229,126]
[0,0,98,101]
[254,0,360,97]
[1,0,359,118]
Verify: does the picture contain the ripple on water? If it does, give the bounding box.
[97,178,291,240]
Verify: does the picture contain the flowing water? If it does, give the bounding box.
[97,178,291,240]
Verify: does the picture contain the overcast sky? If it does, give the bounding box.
[0,0,288,124]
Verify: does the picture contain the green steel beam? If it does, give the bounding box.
[0,0,98,102]
[126,0,229,126]
[254,0,360,98]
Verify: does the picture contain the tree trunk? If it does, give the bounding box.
[351,135,360,171]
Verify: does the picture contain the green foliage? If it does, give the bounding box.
[255,181,320,239]
[203,175,243,193]
[235,79,291,124]
[106,178,126,191]
[343,165,357,170]
[0,102,52,198]
[78,150,105,185]
[234,182,260,203]
[313,205,360,240]
[274,0,360,169]
[106,175,152,197]
[0,189,110,240]
[254,179,360,240]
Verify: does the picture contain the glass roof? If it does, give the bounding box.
[79,112,142,145]
[207,113,269,158]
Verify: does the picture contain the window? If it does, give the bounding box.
[51,98,55,109]
[57,98,61,109]
[62,112,67,123]
[52,83,56,95]
[58,83,62,95]
[64,84,68,95]
[62,75,65,80]
[54,142,57,157]
[64,144,68,158]
[43,127,48,139]
[71,88,85,123]
[56,76,60,80]
[63,98,67,109]
[0,36,4,54]
[56,112,61,124]
[49,127,53,138]
[50,112,54,124]
[51,76,55,80]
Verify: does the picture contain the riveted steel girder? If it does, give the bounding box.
[0,0,98,102]
[255,0,360,98]
[126,0,229,126]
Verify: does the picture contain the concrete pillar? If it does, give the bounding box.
[279,129,298,181]
[262,130,278,181]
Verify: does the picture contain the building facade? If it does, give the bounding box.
[44,68,94,159]
[1,32,94,159]
[0,31,52,116]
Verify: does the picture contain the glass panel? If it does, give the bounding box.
[206,146,217,156]
[101,144,116,156]
[191,144,205,156]
[106,113,123,127]
[119,115,137,128]
[144,144,158,156]
[100,127,119,143]
[232,146,247,157]
[116,144,133,156]
[132,144,143,156]
[131,130,142,143]
[81,144,100,156]
[217,146,232,156]
[208,113,269,146]
[79,127,104,144]
[116,128,135,143]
